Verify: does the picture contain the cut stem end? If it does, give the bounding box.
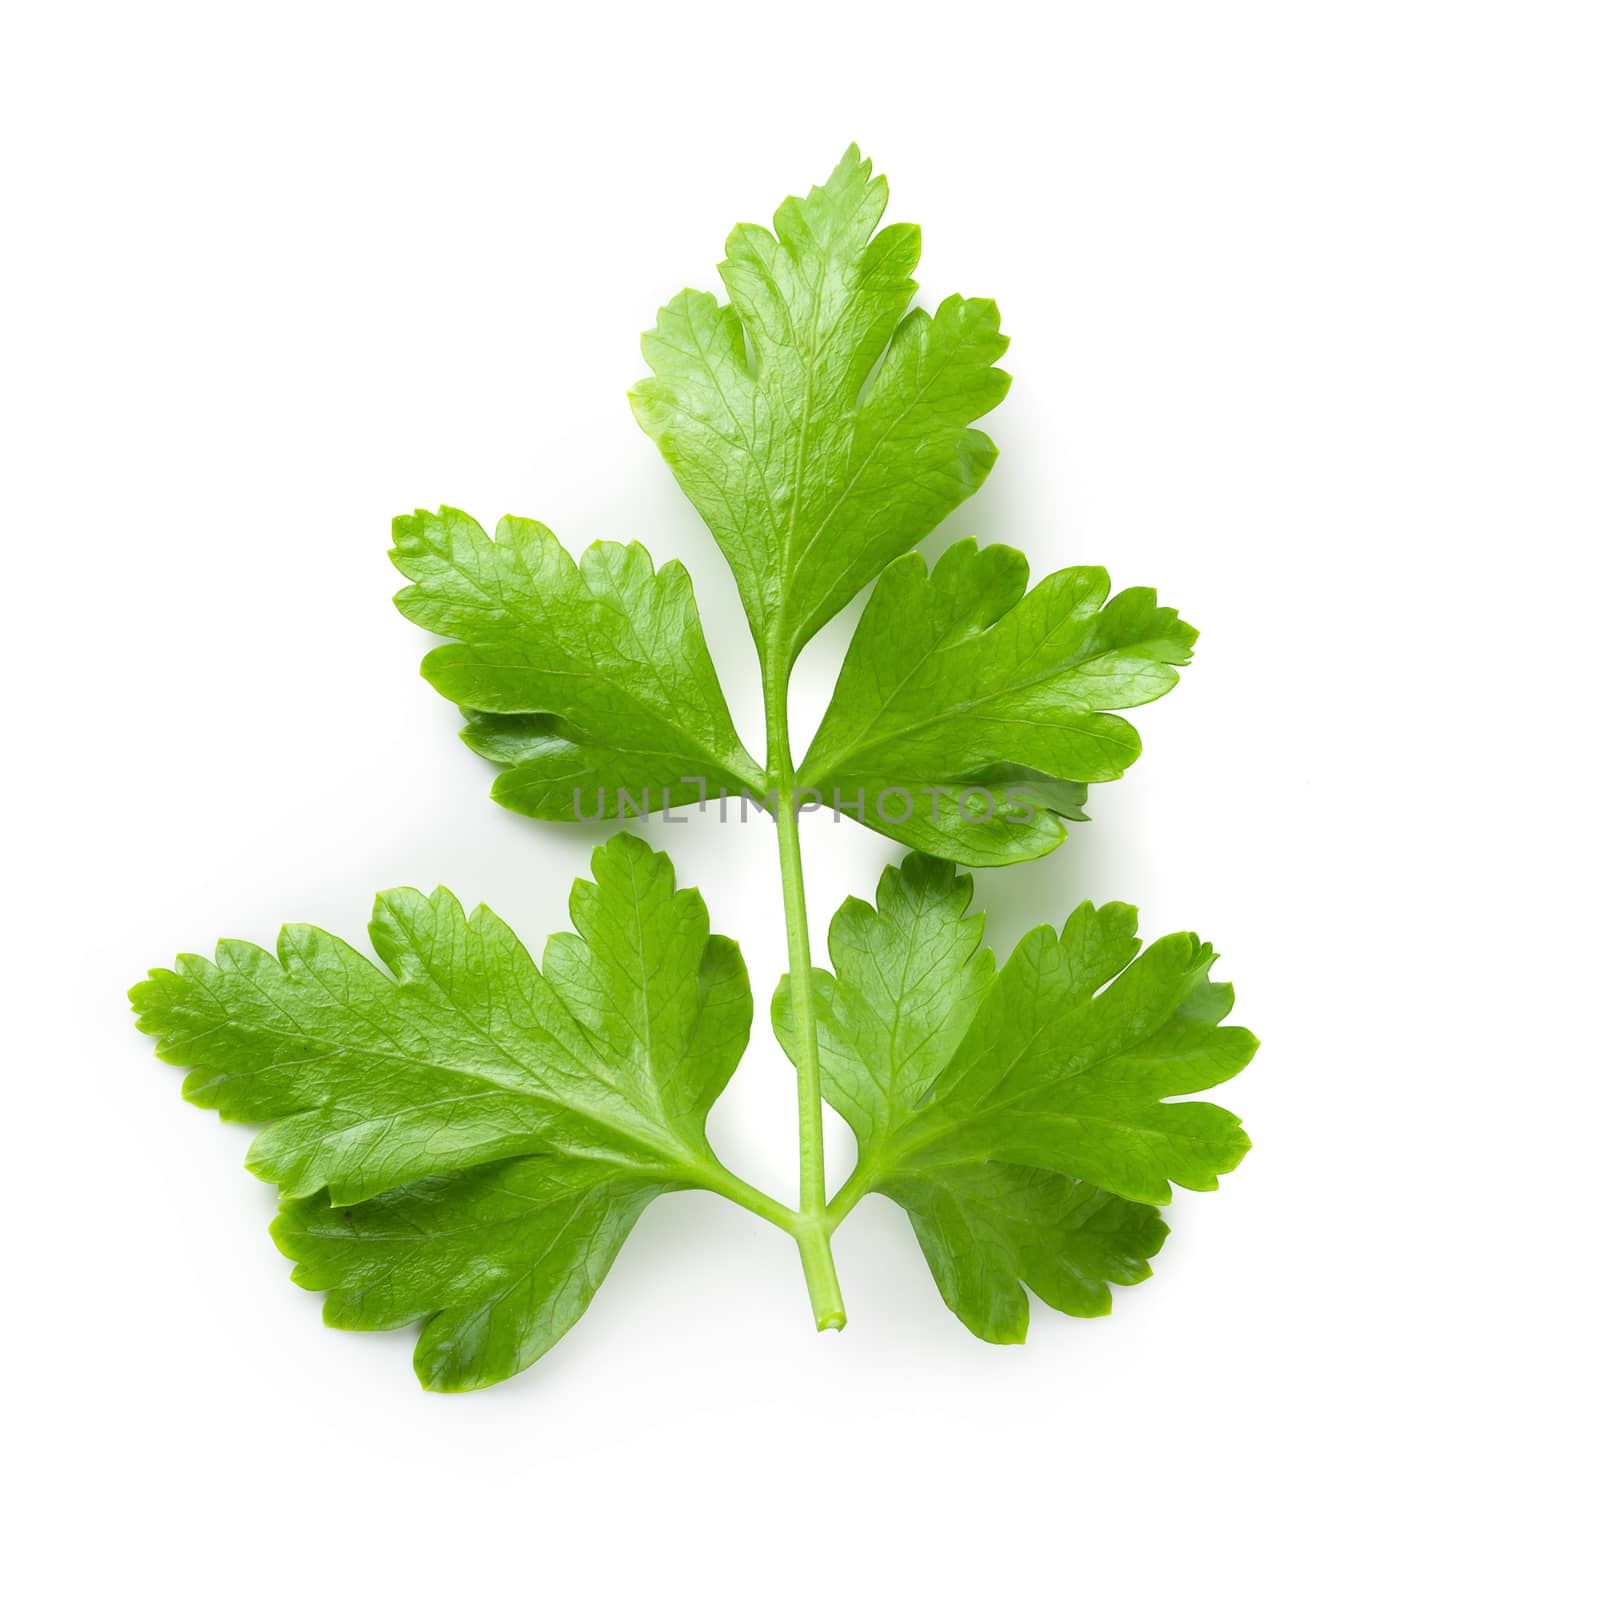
[795,1222,847,1333]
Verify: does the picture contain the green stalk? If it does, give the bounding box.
[765,666,847,1331]
[824,1161,877,1230]
[690,1159,799,1233]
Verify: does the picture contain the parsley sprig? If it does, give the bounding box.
[134,149,1255,1387]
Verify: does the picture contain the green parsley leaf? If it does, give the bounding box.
[273,1157,668,1391]
[132,834,764,1386]
[630,145,1010,672]
[797,540,1197,865]
[883,1163,1169,1343]
[775,853,1251,1339]
[391,507,766,819]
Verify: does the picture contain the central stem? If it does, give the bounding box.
[765,661,846,1332]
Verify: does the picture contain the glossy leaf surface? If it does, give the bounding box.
[776,854,1251,1339]
[134,834,753,1387]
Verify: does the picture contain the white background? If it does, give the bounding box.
[4,3,1596,1595]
